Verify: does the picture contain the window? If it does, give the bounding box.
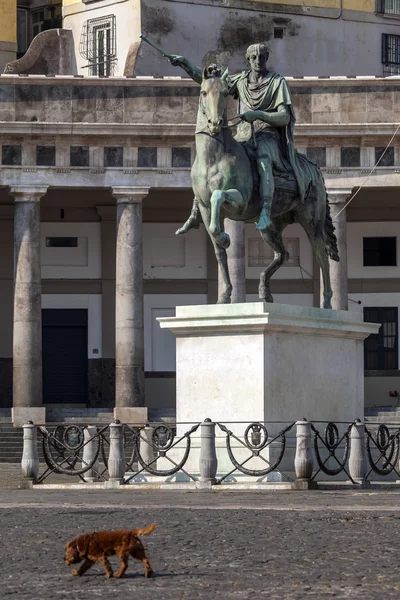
[306,147,326,168]
[138,147,157,167]
[70,146,89,167]
[172,147,191,168]
[382,33,400,75]
[364,307,398,370]
[104,147,123,167]
[17,8,28,56]
[375,146,395,166]
[36,146,56,166]
[248,237,300,267]
[80,15,117,76]
[377,0,400,15]
[363,237,397,266]
[2,145,21,166]
[46,238,78,248]
[341,147,360,167]
[31,8,52,39]
[274,28,284,39]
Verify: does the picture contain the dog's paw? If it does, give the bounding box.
[71,570,81,577]
[145,570,153,578]
[105,573,114,579]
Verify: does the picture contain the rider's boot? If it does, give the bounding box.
[175,198,201,235]
[256,196,273,231]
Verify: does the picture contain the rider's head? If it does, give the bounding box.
[245,43,269,73]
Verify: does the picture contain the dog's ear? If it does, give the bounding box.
[76,534,90,558]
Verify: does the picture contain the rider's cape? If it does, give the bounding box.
[228,70,313,202]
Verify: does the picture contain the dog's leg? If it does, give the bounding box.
[114,553,129,579]
[97,556,114,578]
[72,559,94,577]
[132,547,153,578]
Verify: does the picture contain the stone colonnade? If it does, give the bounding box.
[9,183,350,425]
[10,185,149,426]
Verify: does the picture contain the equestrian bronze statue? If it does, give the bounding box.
[140,35,339,308]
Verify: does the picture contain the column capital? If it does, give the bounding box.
[326,188,353,204]
[112,186,149,203]
[9,186,48,202]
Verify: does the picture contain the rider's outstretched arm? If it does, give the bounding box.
[169,55,202,84]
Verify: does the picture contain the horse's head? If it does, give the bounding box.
[200,65,229,135]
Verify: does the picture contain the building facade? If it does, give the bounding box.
[1,73,400,422]
[1,1,400,422]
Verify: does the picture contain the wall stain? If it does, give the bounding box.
[201,12,299,70]
[142,6,175,37]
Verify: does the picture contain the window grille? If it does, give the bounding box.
[80,14,117,76]
[382,33,400,75]
[364,307,398,371]
[377,0,400,15]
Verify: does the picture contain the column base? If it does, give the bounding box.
[12,407,46,428]
[292,479,318,490]
[113,407,148,425]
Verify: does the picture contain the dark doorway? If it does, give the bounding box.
[42,309,88,404]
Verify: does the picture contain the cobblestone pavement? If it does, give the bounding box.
[1,488,400,599]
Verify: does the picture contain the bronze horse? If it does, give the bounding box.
[180,68,339,308]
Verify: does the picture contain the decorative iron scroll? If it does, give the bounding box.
[216,422,295,484]
[38,425,107,483]
[311,422,354,482]
[124,423,201,483]
[365,424,400,478]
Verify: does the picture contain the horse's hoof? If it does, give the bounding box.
[259,288,274,303]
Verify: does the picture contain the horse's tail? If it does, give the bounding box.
[324,188,339,262]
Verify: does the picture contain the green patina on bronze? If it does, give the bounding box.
[140,35,339,308]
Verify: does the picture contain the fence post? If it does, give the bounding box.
[21,421,39,487]
[197,418,217,490]
[106,420,125,488]
[349,419,369,488]
[140,426,157,471]
[294,418,316,490]
[81,425,100,483]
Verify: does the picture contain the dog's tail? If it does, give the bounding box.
[136,523,157,536]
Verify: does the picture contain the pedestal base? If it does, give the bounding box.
[12,407,46,428]
[113,407,148,425]
[159,302,379,426]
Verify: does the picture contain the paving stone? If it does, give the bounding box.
[1,486,400,598]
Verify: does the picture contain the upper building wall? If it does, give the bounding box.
[134,0,400,77]
[62,0,140,76]
[0,0,17,72]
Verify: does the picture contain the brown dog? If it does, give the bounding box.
[64,523,156,578]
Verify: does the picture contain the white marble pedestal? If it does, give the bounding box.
[157,302,379,481]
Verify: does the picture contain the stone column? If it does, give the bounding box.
[9,186,48,427]
[112,187,149,424]
[218,220,246,303]
[324,189,352,311]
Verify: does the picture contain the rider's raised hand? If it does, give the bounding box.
[169,55,185,67]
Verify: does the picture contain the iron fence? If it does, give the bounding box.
[19,418,400,488]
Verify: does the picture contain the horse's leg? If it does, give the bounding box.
[209,189,244,248]
[294,206,333,309]
[258,219,289,302]
[199,204,232,304]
